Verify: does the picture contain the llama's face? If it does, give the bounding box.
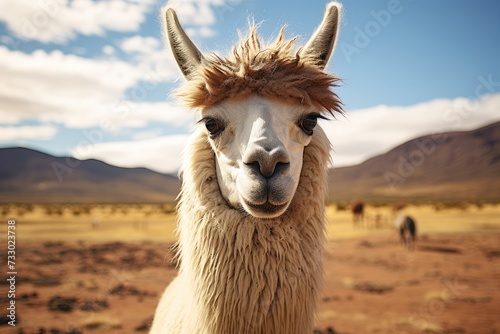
[201,96,322,218]
[164,3,341,217]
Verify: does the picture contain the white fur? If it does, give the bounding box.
[150,124,331,333]
[203,96,316,218]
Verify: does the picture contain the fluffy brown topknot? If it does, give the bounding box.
[176,26,343,115]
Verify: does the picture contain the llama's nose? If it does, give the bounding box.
[243,145,290,179]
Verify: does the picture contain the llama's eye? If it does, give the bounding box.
[299,114,320,135]
[204,118,225,137]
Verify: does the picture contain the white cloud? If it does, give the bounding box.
[0,125,58,141]
[121,35,160,54]
[132,129,164,140]
[322,93,500,167]
[72,134,190,174]
[0,0,157,43]
[102,45,116,56]
[127,102,196,128]
[166,0,240,39]
[186,26,216,38]
[0,46,188,129]
[118,35,181,79]
[174,1,217,26]
[0,0,240,44]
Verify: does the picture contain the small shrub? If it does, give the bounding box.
[335,202,347,211]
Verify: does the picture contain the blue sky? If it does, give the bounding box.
[1,0,500,173]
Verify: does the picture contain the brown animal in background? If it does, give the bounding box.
[394,215,417,250]
[351,201,364,227]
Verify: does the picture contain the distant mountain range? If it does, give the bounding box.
[0,147,180,203]
[328,121,500,202]
[1,121,499,203]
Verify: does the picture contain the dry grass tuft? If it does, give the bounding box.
[412,320,443,333]
[425,290,451,302]
[80,314,122,329]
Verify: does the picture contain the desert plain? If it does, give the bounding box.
[0,202,499,334]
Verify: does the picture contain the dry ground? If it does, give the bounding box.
[0,203,499,333]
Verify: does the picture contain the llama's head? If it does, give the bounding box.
[164,3,342,219]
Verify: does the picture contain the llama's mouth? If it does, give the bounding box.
[243,199,288,218]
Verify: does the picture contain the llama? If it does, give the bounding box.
[394,215,417,250]
[350,201,364,227]
[151,3,342,333]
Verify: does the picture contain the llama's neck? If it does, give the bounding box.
[176,127,330,334]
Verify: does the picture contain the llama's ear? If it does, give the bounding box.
[301,2,341,70]
[163,7,204,79]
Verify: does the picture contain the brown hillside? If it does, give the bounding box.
[0,147,181,203]
[328,121,500,202]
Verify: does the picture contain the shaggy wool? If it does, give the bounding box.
[150,22,341,334]
[149,123,331,333]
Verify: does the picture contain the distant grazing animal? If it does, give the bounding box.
[394,215,417,250]
[150,2,343,333]
[351,201,364,227]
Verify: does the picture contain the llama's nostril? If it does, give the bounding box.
[246,161,261,175]
[274,162,290,177]
[245,160,290,179]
